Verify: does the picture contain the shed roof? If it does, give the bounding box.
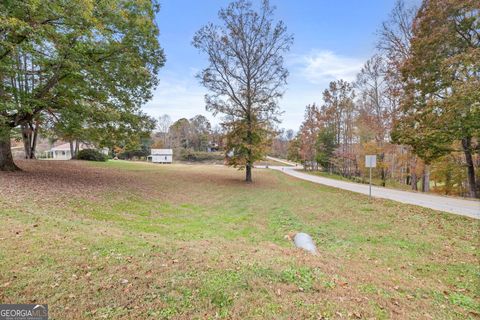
[150,149,173,155]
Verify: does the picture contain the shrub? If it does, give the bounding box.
[178,149,224,162]
[77,149,108,162]
[117,149,149,160]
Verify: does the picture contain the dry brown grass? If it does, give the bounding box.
[0,160,478,319]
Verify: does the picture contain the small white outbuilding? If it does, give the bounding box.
[148,149,173,164]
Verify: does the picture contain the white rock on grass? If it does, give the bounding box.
[293,232,317,255]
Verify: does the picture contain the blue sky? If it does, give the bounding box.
[143,0,410,130]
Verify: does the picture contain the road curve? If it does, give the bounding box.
[269,166,479,219]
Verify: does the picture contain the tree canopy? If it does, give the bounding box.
[287,0,479,198]
[392,0,480,197]
[0,0,165,170]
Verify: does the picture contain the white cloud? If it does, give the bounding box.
[141,50,366,130]
[290,50,364,84]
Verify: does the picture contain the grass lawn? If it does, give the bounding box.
[255,158,293,167]
[301,170,454,194]
[0,160,478,319]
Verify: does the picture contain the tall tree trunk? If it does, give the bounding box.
[422,165,430,193]
[246,163,252,182]
[462,137,477,198]
[69,141,74,159]
[29,122,38,159]
[410,156,418,191]
[245,109,253,182]
[21,123,31,158]
[391,152,396,182]
[406,165,411,185]
[405,155,411,185]
[21,122,38,159]
[0,128,20,171]
[380,152,386,187]
[444,168,452,195]
[74,140,79,159]
[411,173,418,191]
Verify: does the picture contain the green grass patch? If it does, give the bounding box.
[0,160,478,319]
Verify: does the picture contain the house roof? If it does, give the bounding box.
[50,143,73,151]
[50,142,94,151]
[150,149,173,155]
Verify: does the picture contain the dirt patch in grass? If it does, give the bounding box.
[1,160,479,319]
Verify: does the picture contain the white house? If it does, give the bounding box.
[45,143,108,160]
[148,149,173,163]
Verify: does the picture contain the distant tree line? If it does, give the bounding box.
[129,114,225,161]
[269,129,295,159]
[286,0,479,198]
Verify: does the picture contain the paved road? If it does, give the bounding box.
[266,165,479,219]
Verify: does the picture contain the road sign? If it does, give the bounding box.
[365,155,376,168]
[365,155,377,198]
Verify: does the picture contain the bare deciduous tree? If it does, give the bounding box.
[355,55,390,186]
[193,0,293,182]
[157,114,172,147]
[377,0,420,191]
[377,0,416,65]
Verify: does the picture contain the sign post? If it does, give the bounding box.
[365,155,377,198]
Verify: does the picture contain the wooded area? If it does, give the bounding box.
[283,0,479,198]
[147,114,225,161]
